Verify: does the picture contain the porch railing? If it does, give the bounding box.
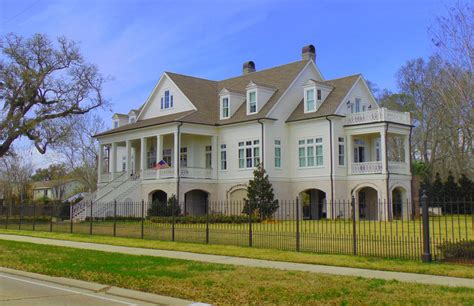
[351,161,410,175]
[344,108,411,125]
[142,167,214,180]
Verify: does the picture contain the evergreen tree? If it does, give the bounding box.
[431,172,444,201]
[148,194,181,217]
[458,174,473,200]
[443,171,459,200]
[242,164,279,220]
[419,176,432,199]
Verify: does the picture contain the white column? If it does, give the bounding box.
[347,135,353,175]
[110,142,117,179]
[381,130,387,174]
[140,137,146,172]
[404,135,410,171]
[174,131,179,178]
[156,135,162,179]
[211,135,218,179]
[98,144,103,183]
[126,140,132,175]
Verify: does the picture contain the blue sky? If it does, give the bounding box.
[0,0,453,166]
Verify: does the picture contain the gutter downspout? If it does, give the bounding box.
[384,122,390,220]
[258,119,265,169]
[325,116,334,218]
[176,122,183,204]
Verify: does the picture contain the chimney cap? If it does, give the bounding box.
[302,44,316,61]
[243,61,255,70]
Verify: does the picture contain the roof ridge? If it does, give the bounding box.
[325,73,361,82]
[165,71,217,83]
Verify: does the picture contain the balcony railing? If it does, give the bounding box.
[351,161,410,175]
[142,167,214,180]
[344,108,411,126]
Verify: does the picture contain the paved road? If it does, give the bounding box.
[1,234,473,289]
[0,272,154,306]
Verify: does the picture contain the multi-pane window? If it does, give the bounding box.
[353,139,366,163]
[274,140,281,168]
[220,144,227,170]
[355,98,361,113]
[113,121,119,128]
[338,137,345,166]
[306,89,315,112]
[129,116,136,123]
[298,138,323,167]
[248,91,257,113]
[122,156,126,171]
[222,97,229,118]
[205,146,212,169]
[317,89,322,101]
[375,139,381,161]
[180,147,187,167]
[238,140,260,169]
[163,149,172,166]
[161,90,174,109]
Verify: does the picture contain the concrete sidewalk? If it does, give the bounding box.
[1,233,473,288]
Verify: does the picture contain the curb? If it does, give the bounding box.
[0,267,197,306]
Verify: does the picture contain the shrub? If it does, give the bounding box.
[148,214,260,224]
[148,194,181,217]
[438,240,474,260]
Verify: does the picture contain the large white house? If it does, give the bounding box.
[90,45,412,221]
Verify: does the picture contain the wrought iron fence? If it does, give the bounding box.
[0,196,472,263]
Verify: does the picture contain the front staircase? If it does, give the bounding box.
[72,172,141,220]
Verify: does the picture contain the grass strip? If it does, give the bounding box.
[0,239,473,305]
[0,228,473,279]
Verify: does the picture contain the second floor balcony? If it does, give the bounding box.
[344,108,411,126]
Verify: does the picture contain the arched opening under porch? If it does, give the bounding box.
[299,189,326,220]
[391,186,408,220]
[184,189,209,216]
[356,186,379,220]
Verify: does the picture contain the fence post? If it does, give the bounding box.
[89,201,93,235]
[141,200,145,239]
[351,195,357,256]
[70,203,73,233]
[19,202,22,230]
[113,200,117,237]
[421,191,432,262]
[296,198,300,252]
[205,200,209,244]
[248,202,253,247]
[50,203,53,232]
[171,198,175,242]
[32,202,36,231]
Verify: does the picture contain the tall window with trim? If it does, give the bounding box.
[305,89,315,112]
[248,91,257,113]
[317,89,322,101]
[222,97,229,118]
[220,144,227,170]
[180,147,187,167]
[161,90,174,110]
[274,140,281,168]
[338,137,345,166]
[238,140,260,169]
[298,138,323,167]
[163,149,172,166]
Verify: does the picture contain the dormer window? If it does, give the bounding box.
[113,121,119,129]
[317,89,322,101]
[221,97,230,119]
[248,91,257,114]
[129,116,136,123]
[305,88,316,112]
[160,90,174,110]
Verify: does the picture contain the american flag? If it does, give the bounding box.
[153,160,169,169]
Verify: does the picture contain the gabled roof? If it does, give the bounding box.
[286,74,360,122]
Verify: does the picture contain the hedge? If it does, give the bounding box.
[438,240,474,260]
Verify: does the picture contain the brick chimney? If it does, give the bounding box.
[302,44,316,61]
[243,61,256,74]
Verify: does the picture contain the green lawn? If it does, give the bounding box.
[0,239,472,305]
[1,228,473,279]
[3,215,471,260]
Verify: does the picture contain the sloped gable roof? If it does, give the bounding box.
[286,74,360,122]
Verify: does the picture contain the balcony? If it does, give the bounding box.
[142,167,214,180]
[351,161,410,175]
[344,108,411,126]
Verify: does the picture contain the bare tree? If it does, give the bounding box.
[54,113,104,193]
[0,33,108,157]
[0,150,35,203]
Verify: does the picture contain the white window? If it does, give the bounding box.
[163,149,172,166]
[129,116,136,123]
[305,88,315,112]
[221,97,229,118]
[113,121,119,128]
[375,139,381,161]
[338,137,345,166]
[248,91,257,114]
[238,140,260,169]
[220,144,227,170]
[180,147,187,167]
[298,138,323,168]
[274,140,281,168]
[355,98,361,113]
[205,146,212,169]
[122,156,126,171]
[161,90,174,110]
[353,139,366,163]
